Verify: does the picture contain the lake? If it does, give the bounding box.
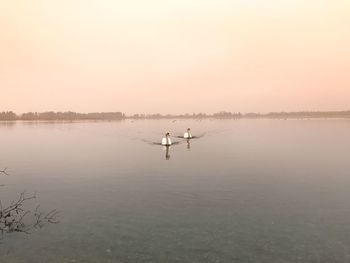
[1,119,350,263]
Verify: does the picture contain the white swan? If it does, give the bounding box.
[161,132,172,146]
[184,128,193,139]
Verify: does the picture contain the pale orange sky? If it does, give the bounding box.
[0,0,349,114]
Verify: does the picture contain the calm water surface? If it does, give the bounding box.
[0,119,350,263]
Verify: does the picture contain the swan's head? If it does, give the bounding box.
[187,128,191,132]
[166,132,170,137]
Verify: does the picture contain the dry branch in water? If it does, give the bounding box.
[0,168,9,176]
[0,168,59,239]
[0,191,59,238]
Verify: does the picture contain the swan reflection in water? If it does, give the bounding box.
[187,139,191,150]
[164,139,190,160]
[140,137,181,160]
[164,145,171,160]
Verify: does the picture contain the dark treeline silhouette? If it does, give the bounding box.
[0,111,17,121]
[130,112,243,119]
[0,111,125,121]
[1,110,350,121]
[128,111,350,119]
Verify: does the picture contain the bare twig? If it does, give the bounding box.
[0,168,60,239]
[0,168,9,176]
[0,191,60,238]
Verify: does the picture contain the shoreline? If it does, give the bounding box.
[1,117,350,122]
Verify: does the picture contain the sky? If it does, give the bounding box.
[0,0,349,114]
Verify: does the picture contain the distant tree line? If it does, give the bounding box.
[128,111,350,119]
[0,111,125,121]
[1,110,350,121]
[0,111,17,120]
[247,111,350,119]
[130,112,243,119]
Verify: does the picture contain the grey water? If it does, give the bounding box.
[1,119,350,263]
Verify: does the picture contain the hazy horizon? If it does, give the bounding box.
[2,109,350,116]
[1,0,350,115]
